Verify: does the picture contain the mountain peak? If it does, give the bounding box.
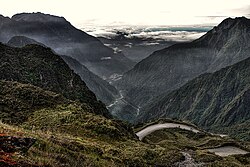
[11,12,67,23]
[211,16,249,33]
[0,15,11,25]
[0,14,10,20]
[194,16,250,49]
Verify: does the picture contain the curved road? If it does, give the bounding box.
[136,123,200,141]
[136,123,249,157]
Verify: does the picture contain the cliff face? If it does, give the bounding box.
[0,43,109,117]
[0,12,134,79]
[139,56,250,140]
[117,17,250,120]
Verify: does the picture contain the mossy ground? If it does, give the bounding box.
[1,81,249,166]
[1,111,250,166]
[0,104,184,167]
[142,125,250,166]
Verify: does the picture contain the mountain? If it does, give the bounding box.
[1,36,249,167]
[138,56,250,140]
[0,80,69,124]
[7,35,46,47]
[3,80,249,166]
[0,43,109,117]
[0,12,134,80]
[6,35,119,105]
[0,80,148,166]
[117,17,250,121]
[61,55,119,104]
[0,80,133,139]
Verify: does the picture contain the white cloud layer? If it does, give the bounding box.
[83,25,211,42]
[0,0,250,27]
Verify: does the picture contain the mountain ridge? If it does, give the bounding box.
[138,55,250,140]
[6,35,119,105]
[0,12,135,79]
[116,17,250,121]
[0,42,109,117]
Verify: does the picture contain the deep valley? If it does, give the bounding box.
[0,9,250,167]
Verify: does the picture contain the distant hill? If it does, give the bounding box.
[139,56,250,140]
[117,17,250,121]
[7,35,46,47]
[0,12,134,80]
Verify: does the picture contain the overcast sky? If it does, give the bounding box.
[1,0,250,27]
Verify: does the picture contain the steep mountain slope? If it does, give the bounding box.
[0,81,187,166]
[118,17,250,118]
[0,80,69,124]
[139,56,250,140]
[6,36,119,105]
[1,81,249,166]
[0,80,155,166]
[0,12,134,79]
[0,80,133,138]
[61,55,119,104]
[0,43,109,117]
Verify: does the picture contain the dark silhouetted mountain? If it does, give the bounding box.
[0,43,109,117]
[117,17,250,121]
[6,35,119,105]
[0,12,134,80]
[139,57,250,140]
[7,36,46,47]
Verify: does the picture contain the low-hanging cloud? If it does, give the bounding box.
[83,25,212,42]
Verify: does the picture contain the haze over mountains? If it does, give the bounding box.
[0,13,127,105]
[61,55,119,104]
[87,25,211,62]
[116,17,250,122]
[0,12,134,80]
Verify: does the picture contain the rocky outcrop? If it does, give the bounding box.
[0,135,36,153]
[0,134,36,166]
